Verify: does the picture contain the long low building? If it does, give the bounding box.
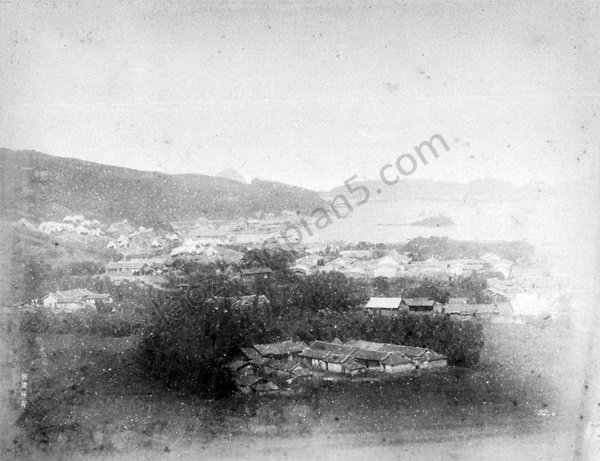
[41,289,112,312]
[298,339,447,375]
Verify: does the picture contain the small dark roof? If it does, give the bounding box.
[252,381,279,392]
[235,374,264,387]
[292,366,312,377]
[267,360,301,373]
[226,360,258,371]
[241,347,262,361]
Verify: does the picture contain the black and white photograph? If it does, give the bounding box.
[1,1,599,459]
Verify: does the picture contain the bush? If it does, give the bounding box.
[19,307,141,337]
[138,297,248,398]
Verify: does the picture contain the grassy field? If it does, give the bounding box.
[0,306,587,460]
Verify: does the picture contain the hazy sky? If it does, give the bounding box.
[1,0,598,190]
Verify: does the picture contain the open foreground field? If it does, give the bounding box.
[0,305,590,461]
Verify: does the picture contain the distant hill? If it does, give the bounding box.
[321,177,552,202]
[216,168,247,184]
[411,215,455,227]
[0,149,325,228]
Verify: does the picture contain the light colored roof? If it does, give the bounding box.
[231,295,270,308]
[43,289,108,303]
[404,298,436,307]
[448,297,468,304]
[365,297,404,309]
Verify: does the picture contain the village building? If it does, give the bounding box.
[351,348,390,371]
[403,297,439,313]
[230,294,271,310]
[106,260,153,276]
[364,297,408,316]
[41,289,112,312]
[371,252,411,278]
[291,254,325,276]
[339,249,373,259]
[343,261,372,279]
[239,267,273,282]
[299,341,365,375]
[484,286,511,303]
[252,340,307,361]
[235,375,279,394]
[381,353,415,373]
[406,257,448,275]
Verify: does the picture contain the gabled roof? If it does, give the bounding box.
[382,353,413,366]
[43,288,93,300]
[240,347,263,361]
[57,297,85,304]
[235,374,264,387]
[226,360,252,371]
[351,349,390,362]
[231,295,270,309]
[85,293,111,300]
[421,350,447,361]
[378,344,427,358]
[460,304,497,315]
[253,381,279,392]
[365,297,404,309]
[309,341,357,355]
[299,348,331,360]
[404,298,436,307]
[325,352,354,364]
[253,340,307,357]
[344,339,384,351]
[43,289,108,304]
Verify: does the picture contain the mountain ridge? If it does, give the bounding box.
[0,149,325,228]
